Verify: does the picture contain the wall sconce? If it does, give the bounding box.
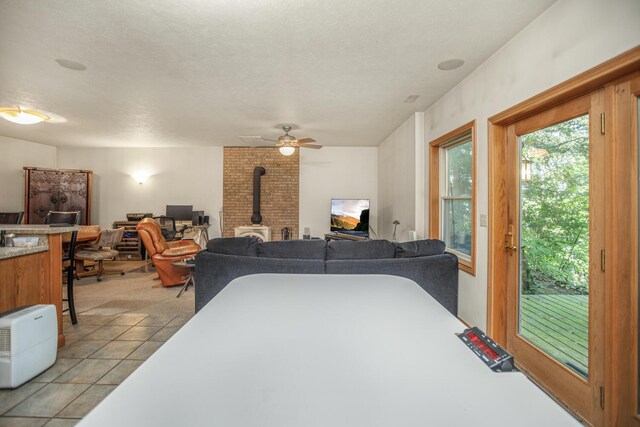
[521,159,532,182]
[131,172,150,184]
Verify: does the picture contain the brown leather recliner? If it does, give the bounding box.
[136,218,201,287]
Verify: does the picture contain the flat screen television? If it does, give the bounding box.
[330,199,369,238]
[166,205,193,221]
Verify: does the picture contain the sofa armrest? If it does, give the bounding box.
[163,245,200,257]
[168,239,200,250]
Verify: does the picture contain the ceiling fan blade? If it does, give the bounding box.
[296,137,316,144]
[261,137,278,142]
[301,144,322,149]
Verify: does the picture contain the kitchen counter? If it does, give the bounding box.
[0,245,49,259]
[0,224,78,234]
[0,224,79,348]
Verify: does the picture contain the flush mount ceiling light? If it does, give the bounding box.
[437,59,465,71]
[0,106,50,125]
[279,145,296,156]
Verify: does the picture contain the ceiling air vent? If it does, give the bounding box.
[238,136,265,144]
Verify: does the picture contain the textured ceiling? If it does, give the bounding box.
[0,0,556,148]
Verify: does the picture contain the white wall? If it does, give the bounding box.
[300,147,378,238]
[56,147,224,234]
[379,0,640,328]
[377,113,424,241]
[54,146,377,239]
[0,136,57,212]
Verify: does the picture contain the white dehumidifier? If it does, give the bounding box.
[0,304,57,388]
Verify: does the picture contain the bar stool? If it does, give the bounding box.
[0,212,24,224]
[45,211,81,324]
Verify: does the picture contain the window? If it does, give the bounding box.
[429,121,475,275]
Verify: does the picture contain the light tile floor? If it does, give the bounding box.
[0,261,195,426]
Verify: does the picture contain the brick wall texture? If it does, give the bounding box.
[223,147,299,240]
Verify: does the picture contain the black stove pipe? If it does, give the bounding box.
[251,166,266,225]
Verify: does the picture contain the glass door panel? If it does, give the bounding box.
[518,114,590,378]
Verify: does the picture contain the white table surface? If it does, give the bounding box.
[79,274,580,427]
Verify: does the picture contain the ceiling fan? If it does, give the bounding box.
[262,126,322,156]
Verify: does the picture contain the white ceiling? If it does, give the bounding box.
[0,0,556,148]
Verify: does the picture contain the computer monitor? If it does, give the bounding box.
[166,205,193,221]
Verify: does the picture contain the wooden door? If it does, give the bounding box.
[504,92,605,425]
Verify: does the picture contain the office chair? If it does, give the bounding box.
[153,216,178,241]
[136,218,200,287]
[75,228,126,281]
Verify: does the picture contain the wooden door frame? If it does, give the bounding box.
[488,47,640,426]
[606,73,640,427]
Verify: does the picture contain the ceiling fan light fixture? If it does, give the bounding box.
[0,106,50,125]
[264,125,321,153]
[279,145,296,156]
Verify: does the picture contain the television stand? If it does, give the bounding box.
[325,232,368,242]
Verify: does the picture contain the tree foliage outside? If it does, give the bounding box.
[444,140,472,256]
[520,114,589,295]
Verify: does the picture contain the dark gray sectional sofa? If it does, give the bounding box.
[195,237,459,315]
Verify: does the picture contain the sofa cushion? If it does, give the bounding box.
[326,239,396,260]
[395,239,446,258]
[206,237,258,257]
[257,240,327,260]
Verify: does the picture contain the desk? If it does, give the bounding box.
[0,225,79,348]
[181,224,210,248]
[74,231,100,244]
[79,274,579,426]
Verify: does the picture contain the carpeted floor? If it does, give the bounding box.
[72,260,195,320]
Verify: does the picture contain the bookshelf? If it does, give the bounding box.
[113,220,144,260]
